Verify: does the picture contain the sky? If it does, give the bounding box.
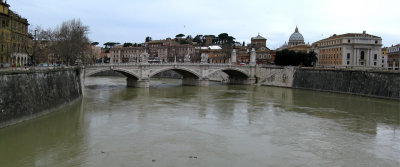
[11,0,400,49]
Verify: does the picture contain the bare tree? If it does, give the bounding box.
[53,19,90,65]
[26,26,54,65]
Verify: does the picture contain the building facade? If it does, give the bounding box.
[250,34,271,64]
[110,46,146,64]
[387,44,400,70]
[110,39,196,64]
[0,0,10,67]
[0,0,29,67]
[313,31,383,68]
[381,47,388,69]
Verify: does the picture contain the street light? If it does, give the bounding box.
[32,29,37,66]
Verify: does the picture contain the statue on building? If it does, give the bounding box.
[160,54,167,63]
[201,53,208,64]
[231,49,237,64]
[250,48,256,65]
[139,51,149,64]
[184,54,191,63]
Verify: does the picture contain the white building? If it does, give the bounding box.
[313,31,383,68]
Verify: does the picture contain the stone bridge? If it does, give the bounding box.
[84,63,259,87]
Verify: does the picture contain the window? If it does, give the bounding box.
[347,53,350,59]
[374,62,377,66]
[375,40,378,44]
[348,40,351,43]
[374,54,377,59]
[361,51,365,60]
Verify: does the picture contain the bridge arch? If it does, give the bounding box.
[207,67,250,79]
[207,67,255,85]
[149,67,201,79]
[85,68,140,80]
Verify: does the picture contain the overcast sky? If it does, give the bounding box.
[11,0,400,49]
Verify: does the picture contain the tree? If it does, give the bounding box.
[218,33,229,44]
[103,42,120,48]
[91,42,99,46]
[176,34,185,38]
[179,39,190,45]
[52,19,90,65]
[274,49,317,67]
[302,51,318,66]
[123,42,133,47]
[193,35,203,44]
[242,41,245,46]
[145,36,152,42]
[227,36,235,44]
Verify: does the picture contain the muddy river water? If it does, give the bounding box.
[0,77,399,167]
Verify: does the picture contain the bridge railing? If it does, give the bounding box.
[85,62,254,67]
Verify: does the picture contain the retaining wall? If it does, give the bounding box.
[0,68,83,127]
[259,67,400,99]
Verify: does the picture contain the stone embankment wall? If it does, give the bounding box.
[259,67,400,99]
[0,68,83,128]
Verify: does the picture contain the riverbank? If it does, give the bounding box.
[0,68,83,128]
[259,67,400,100]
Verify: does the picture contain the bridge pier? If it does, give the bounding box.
[182,78,209,86]
[127,78,150,88]
[228,77,256,85]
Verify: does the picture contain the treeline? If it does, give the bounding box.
[274,49,317,67]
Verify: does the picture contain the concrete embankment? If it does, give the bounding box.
[259,67,400,99]
[0,68,83,128]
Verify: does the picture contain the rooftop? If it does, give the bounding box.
[251,34,267,40]
[315,31,381,43]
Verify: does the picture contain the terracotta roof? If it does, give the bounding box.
[251,34,267,40]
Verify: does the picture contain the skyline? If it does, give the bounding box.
[11,0,400,49]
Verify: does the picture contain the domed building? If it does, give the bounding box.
[288,26,305,47]
[277,26,310,52]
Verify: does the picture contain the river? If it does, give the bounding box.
[0,76,399,167]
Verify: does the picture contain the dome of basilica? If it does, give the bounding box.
[289,27,304,42]
[288,26,305,47]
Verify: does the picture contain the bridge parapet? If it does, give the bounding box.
[83,63,258,87]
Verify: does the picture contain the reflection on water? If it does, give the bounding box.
[0,76,399,167]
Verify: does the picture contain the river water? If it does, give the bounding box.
[0,77,399,167]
